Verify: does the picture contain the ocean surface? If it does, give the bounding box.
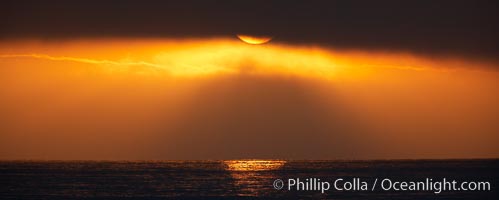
[1,159,498,199]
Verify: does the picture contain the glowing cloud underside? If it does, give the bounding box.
[0,38,477,80]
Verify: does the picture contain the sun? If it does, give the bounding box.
[236,34,272,45]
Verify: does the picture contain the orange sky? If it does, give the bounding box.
[0,38,498,160]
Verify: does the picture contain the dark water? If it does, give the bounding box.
[1,159,498,199]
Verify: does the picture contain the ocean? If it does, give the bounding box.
[1,159,497,199]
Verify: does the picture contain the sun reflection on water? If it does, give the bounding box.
[223,160,286,171]
[223,160,286,196]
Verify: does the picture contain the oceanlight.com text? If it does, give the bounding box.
[274,178,491,194]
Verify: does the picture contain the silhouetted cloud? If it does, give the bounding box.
[1,0,498,61]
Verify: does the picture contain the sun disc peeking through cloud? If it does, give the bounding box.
[237,34,272,44]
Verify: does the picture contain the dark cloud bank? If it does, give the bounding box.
[1,0,498,61]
